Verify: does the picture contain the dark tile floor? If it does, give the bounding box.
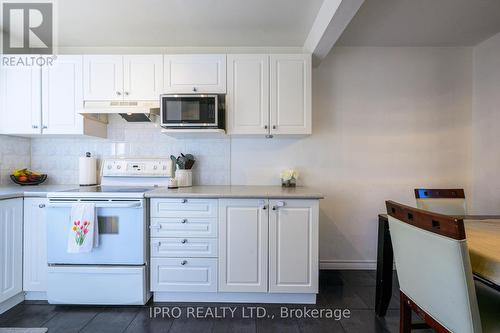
[0,270,414,333]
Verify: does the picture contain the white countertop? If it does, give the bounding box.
[0,185,324,200]
[145,185,324,199]
[0,185,80,200]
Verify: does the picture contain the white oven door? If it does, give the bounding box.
[46,199,146,265]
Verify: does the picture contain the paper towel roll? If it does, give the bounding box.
[79,153,97,186]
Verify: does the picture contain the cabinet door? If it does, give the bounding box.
[164,54,226,93]
[41,55,84,135]
[0,65,41,135]
[0,198,23,303]
[23,198,48,292]
[269,199,318,293]
[270,54,311,135]
[83,55,123,100]
[219,199,268,292]
[227,55,269,135]
[123,55,163,100]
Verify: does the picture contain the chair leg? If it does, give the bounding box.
[400,291,412,333]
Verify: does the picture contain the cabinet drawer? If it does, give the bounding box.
[150,217,217,238]
[151,258,217,292]
[151,238,217,258]
[151,198,218,218]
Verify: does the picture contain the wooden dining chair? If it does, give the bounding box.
[414,188,467,215]
[386,201,500,333]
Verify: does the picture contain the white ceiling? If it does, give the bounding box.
[337,0,500,46]
[57,0,324,47]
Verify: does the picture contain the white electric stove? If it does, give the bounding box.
[45,158,172,305]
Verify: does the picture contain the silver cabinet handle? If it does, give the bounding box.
[181,239,187,244]
[149,224,161,229]
[181,260,187,265]
[262,205,267,210]
[264,125,268,129]
[116,91,122,96]
[192,87,197,92]
[273,201,286,210]
[124,92,129,96]
[42,125,48,129]
[154,242,161,247]
[181,219,187,224]
[32,125,38,129]
[39,204,46,208]
[272,125,277,129]
[182,199,187,203]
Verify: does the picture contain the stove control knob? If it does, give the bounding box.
[153,165,158,170]
[107,165,112,170]
[117,165,121,169]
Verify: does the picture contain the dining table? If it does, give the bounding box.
[375,213,500,317]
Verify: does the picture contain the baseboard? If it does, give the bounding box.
[320,260,377,270]
[0,292,24,315]
[24,291,47,301]
[154,292,316,304]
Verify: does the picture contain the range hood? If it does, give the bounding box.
[80,101,160,122]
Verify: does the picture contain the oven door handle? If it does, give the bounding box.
[47,202,143,209]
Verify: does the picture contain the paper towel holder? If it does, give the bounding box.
[79,152,98,186]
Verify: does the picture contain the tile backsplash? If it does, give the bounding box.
[0,135,31,185]
[30,116,231,185]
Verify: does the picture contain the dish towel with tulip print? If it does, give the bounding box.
[67,203,99,253]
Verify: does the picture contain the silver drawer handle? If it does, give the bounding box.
[182,199,187,203]
[181,219,187,224]
[149,225,161,229]
[39,204,46,208]
[181,260,187,265]
[181,239,187,244]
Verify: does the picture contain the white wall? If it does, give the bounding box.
[231,47,473,268]
[0,135,31,185]
[471,32,500,214]
[25,46,473,268]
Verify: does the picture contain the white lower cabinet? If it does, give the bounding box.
[150,198,218,293]
[269,199,319,293]
[218,199,268,292]
[150,197,319,300]
[151,258,217,292]
[0,198,23,312]
[23,198,48,296]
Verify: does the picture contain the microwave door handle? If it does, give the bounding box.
[47,202,143,209]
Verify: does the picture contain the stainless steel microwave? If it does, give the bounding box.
[160,94,224,128]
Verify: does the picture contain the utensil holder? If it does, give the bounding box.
[175,169,193,187]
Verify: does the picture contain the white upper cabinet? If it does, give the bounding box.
[226,55,269,135]
[270,54,312,135]
[219,199,269,292]
[83,55,123,101]
[0,198,23,304]
[0,64,41,135]
[269,199,318,293]
[123,55,163,100]
[84,55,163,101]
[164,54,226,93]
[42,55,84,135]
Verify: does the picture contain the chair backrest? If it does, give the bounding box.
[415,188,467,215]
[386,201,482,333]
